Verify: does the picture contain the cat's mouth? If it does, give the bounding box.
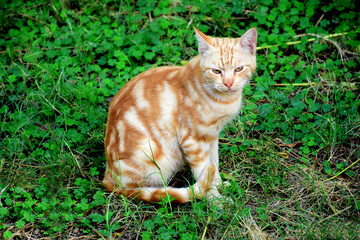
[224,86,239,94]
[217,86,236,94]
[210,84,239,95]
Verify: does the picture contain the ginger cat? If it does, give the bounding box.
[103,27,257,204]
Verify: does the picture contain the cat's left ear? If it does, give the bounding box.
[193,26,214,55]
[239,27,258,55]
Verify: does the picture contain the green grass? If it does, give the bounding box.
[1,0,359,239]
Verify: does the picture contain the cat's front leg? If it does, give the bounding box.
[181,137,221,201]
[210,139,231,193]
[209,139,222,186]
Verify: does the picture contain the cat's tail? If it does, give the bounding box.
[114,186,196,203]
[103,164,217,204]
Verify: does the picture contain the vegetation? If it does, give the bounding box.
[1,0,359,239]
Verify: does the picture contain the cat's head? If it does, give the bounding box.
[194,27,257,95]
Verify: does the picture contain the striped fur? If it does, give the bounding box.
[103,27,257,203]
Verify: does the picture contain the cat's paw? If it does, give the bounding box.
[209,196,234,210]
[222,181,231,187]
[206,189,234,209]
[217,181,231,193]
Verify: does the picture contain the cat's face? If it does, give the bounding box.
[194,28,257,95]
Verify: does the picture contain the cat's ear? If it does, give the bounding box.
[193,26,214,55]
[239,27,257,55]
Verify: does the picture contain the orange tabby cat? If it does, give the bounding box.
[103,27,257,204]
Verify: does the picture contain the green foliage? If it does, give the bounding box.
[141,209,199,240]
[0,0,359,238]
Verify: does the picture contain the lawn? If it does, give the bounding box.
[1,0,359,239]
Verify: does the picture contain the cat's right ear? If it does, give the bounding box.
[193,27,214,55]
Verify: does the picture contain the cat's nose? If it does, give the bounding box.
[223,80,233,88]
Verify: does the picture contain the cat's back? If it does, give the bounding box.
[107,65,185,127]
[114,65,182,100]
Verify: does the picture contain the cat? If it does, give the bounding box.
[103,26,257,204]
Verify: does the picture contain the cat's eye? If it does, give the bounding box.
[234,66,244,73]
[212,69,222,75]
